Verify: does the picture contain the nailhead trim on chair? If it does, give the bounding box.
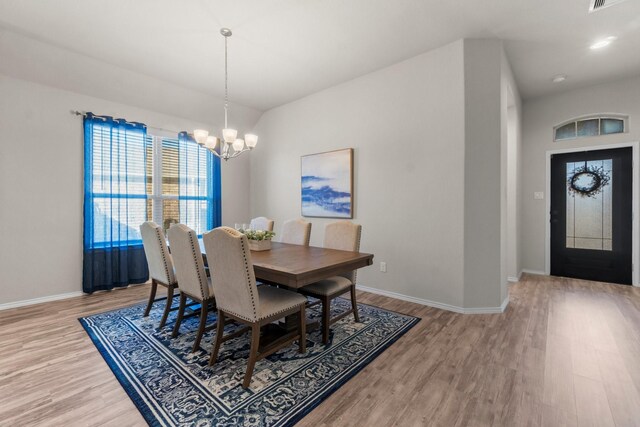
[220,227,259,322]
[187,229,208,299]
[240,235,259,321]
[154,226,176,286]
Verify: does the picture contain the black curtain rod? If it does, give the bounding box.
[70,110,184,135]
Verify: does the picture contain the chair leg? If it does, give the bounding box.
[159,284,175,329]
[192,301,208,352]
[144,279,158,317]
[209,310,226,366]
[299,303,306,353]
[243,324,261,389]
[322,296,331,345]
[350,285,360,323]
[172,293,187,338]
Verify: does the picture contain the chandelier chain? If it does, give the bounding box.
[224,34,229,128]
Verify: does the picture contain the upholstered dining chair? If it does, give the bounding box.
[300,221,362,344]
[140,221,178,329]
[280,219,312,246]
[203,227,307,389]
[167,224,216,353]
[249,216,274,232]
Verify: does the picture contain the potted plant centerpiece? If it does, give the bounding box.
[242,229,276,251]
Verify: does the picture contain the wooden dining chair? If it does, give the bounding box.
[280,219,311,246]
[300,221,362,344]
[167,224,216,353]
[249,216,274,231]
[140,221,178,329]
[203,226,307,389]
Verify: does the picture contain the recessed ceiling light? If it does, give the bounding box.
[590,36,617,50]
[552,75,567,83]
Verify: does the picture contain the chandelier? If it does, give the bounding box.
[193,28,258,161]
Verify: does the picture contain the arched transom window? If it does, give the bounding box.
[554,114,627,142]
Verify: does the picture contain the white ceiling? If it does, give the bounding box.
[1,0,639,110]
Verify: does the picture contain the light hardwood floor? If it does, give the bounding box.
[1,274,640,426]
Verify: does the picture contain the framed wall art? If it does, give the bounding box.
[301,148,353,218]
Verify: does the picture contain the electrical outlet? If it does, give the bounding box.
[380,262,387,273]
[534,191,544,200]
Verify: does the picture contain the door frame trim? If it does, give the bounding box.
[545,142,639,286]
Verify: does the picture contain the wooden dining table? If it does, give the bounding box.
[199,239,374,335]
[198,240,374,289]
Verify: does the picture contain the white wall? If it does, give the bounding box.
[251,40,520,312]
[522,75,640,273]
[0,34,262,306]
[250,39,517,312]
[251,40,467,309]
[462,39,502,309]
[461,40,520,309]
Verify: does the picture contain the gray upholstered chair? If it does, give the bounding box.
[140,221,178,329]
[280,219,311,246]
[167,224,216,352]
[203,226,307,389]
[249,216,274,232]
[300,221,362,344]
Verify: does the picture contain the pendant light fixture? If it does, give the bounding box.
[193,28,258,161]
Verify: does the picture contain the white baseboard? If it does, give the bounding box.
[357,285,509,314]
[521,269,546,276]
[0,291,84,311]
[464,295,510,314]
[508,270,524,283]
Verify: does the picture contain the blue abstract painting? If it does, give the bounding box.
[301,148,353,218]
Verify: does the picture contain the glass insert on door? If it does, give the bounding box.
[566,159,612,250]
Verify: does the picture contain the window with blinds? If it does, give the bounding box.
[147,136,215,236]
[90,123,149,247]
[178,135,213,235]
[89,125,217,247]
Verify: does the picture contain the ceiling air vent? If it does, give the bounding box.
[589,0,627,12]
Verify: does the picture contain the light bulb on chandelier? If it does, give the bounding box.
[192,28,258,161]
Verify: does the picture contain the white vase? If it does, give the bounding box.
[248,239,271,251]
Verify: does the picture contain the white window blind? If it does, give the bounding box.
[89,127,216,247]
[90,123,149,246]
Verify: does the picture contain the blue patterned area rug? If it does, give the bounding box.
[79,296,419,427]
